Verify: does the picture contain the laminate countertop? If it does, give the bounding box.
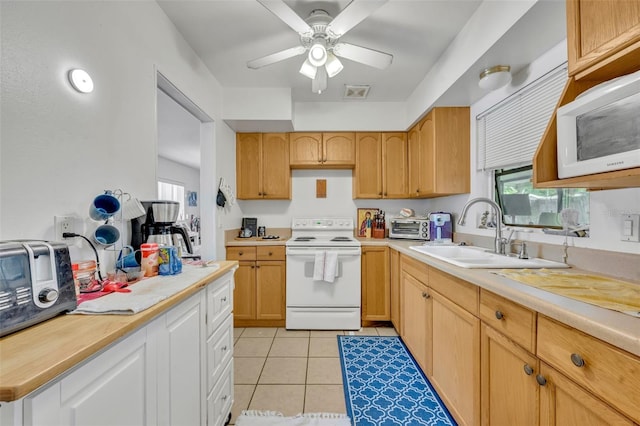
[369,239,640,358]
[0,261,238,402]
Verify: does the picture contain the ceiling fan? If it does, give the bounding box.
[247,0,393,94]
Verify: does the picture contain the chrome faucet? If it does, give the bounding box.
[457,197,505,254]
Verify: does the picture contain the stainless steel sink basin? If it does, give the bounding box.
[409,245,569,269]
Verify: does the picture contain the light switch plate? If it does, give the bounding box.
[621,214,640,242]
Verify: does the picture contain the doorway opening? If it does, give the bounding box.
[156,71,216,259]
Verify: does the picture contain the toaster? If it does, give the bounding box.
[0,241,77,337]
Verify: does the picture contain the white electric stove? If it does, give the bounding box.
[285,217,361,330]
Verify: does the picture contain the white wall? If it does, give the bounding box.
[157,157,200,220]
[236,170,431,230]
[0,1,237,268]
[447,41,640,255]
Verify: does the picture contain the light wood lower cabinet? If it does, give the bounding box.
[389,248,401,332]
[361,246,390,322]
[400,269,432,375]
[227,246,286,327]
[430,290,480,426]
[481,324,540,426]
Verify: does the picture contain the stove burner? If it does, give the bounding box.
[294,237,316,241]
[331,237,353,242]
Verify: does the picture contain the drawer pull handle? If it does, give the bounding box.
[239,251,243,256]
[221,297,227,302]
[495,310,504,320]
[523,364,534,375]
[571,353,585,367]
[535,374,547,386]
[269,252,273,256]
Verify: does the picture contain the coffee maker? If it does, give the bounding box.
[130,201,194,257]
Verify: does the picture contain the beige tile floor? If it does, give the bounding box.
[230,326,398,424]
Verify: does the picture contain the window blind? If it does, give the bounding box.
[476,64,567,171]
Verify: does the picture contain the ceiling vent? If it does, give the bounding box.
[344,85,370,99]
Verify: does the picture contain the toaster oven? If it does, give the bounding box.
[0,241,77,337]
[389,217,430,240]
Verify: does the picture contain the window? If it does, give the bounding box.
[495,166,589,228]
[157,181,185,221]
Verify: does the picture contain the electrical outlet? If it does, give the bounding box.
[54,216,75,241]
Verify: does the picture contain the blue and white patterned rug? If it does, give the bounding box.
[337,336,456,426]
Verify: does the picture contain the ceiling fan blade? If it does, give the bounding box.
[333,42,393,70]
[257,0,312,35]
[312,66,328,94]
[325,0,387,37]
[247,45,306,69]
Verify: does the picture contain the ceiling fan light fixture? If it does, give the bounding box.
[308,39,327,67]
[299,58,317,79]
[478,65,511,90]
[325,52,343,78]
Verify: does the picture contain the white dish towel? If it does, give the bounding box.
[313,251,326,281]
[323,251,338,283]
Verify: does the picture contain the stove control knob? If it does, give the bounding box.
[39,288,58,303]
[327,220,333,226]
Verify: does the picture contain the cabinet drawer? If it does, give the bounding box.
[207,359,233,426]
[207,272,233,336]
[429,267,478,315]
[480,289,536,353]
[400,254,429,284]
[226,246,256,261]
[537,315,640,423]
[257,245,285,260]
[207,315,233,393]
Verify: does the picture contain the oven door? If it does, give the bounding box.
[285,246,361,307]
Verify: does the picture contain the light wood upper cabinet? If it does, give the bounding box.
[354,132,408,199]
[354,133,382,198]
[236,133,290,199]
[290,132,355,168]
[361,246,390,322]
[408,107,470,198]
[382,133,409,198]
[534,0,640,189]
[567,0,640,80]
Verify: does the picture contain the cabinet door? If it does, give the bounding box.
[432,107,470,195]
[323,132,355,167]
[158,292,205,426]
[262,133,290,199]
[431,291,480,426]
[567,0,640,77]
[407,124,421,198]
[481,324,539,426]
[538,362,634,426]
[361,246,390,321]
[236,133,262,199]
[400,270,432,375]
[389,249,401,332]
[381,132,408,198]
[290,133,322,167]
[255,261,285,320]
[415,112,435,197]
[24,328,151,426]
[233,262,256,321]
[354,132,382,198]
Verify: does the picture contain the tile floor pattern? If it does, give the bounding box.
[230,326,399,425]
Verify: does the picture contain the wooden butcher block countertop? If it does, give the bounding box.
[0,261,238,402]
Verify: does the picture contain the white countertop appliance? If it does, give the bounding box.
[285,217,361,330]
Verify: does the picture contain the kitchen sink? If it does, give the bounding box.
[409,244,569,269]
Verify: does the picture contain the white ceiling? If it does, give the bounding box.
[155,0,567,169]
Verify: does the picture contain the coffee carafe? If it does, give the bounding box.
[130,201,195,258]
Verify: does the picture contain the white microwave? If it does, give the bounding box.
[557,69,640,179]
